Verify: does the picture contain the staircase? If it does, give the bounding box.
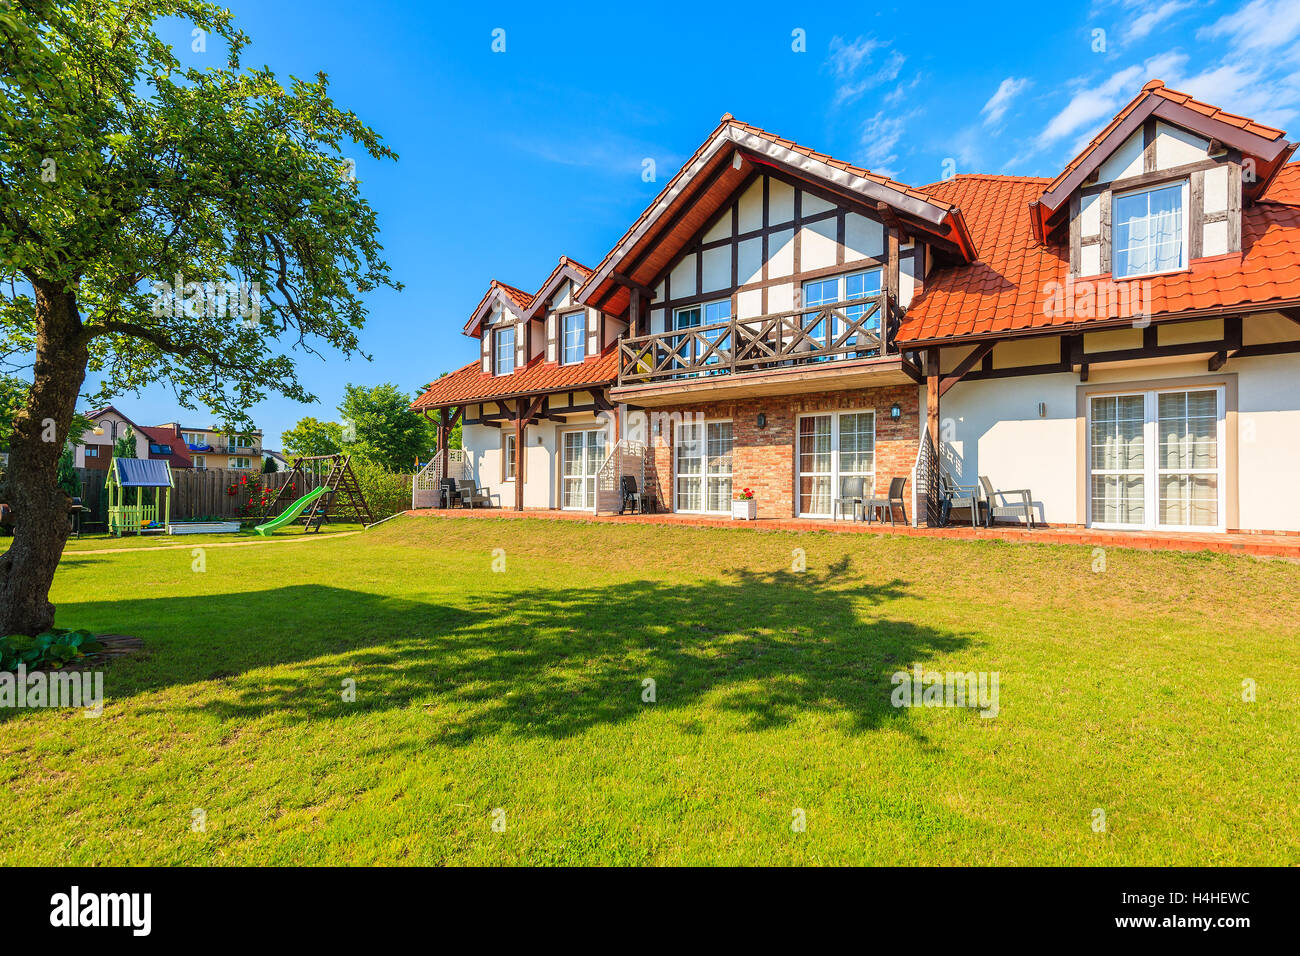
[412,449,468,508]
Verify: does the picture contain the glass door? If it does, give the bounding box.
[1089,387,1223,531]
[797,411,876,517]
[561,429,605,511]
[675,421,732,514]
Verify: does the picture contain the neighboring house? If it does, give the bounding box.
[72,407,263,471]
[417,80,1300,535]
[412,257,626,510]
[263,449,291,471]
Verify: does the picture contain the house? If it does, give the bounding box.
[416,80,1300,535]
[73,408,264,471]
[412,257,626,510]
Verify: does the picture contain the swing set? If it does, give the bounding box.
[262,453,374,532]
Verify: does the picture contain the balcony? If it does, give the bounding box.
[219,443,261,456]
[614,293,913,403]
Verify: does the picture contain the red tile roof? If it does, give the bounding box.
[898,163,1300,344]
[463,257,593,334]
[412,348,619,410]
[136,424,194,469]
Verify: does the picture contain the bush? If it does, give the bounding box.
[351,460,411,520]
[0,628,103,671]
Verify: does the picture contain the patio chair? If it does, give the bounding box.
[439,477,460,509]
[940,473,982,528]
[619,475,645,515]
[865,476,908,526]
[456,478,492,509]
[832,476,866,522]
[978,476,1035,529]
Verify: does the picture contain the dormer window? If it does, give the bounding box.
[562,312,585,365]
[494,326,515,375]
[1112,181,1188,279]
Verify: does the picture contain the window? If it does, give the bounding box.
[674,420,733,513]
[193,455,206,470]
[1113,181,1187,278]
[797,411,875,516]
[231,457,251,470]
[560,430,605,510]
[562,312,586,364]
[672,300,732,372]
[85,446,99,458]
[502,433,522,481]
[494,326,516,375]
[1088,387,1223,530]
[181,432,203,445]
[149,442,172,455]
[802,268,883,357]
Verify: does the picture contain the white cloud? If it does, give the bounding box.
[825,37,905,107]
[1121,1,1191,44]
[982,77,1031,127]
[857,111,912,177]
[1199,0,1300,53]
[1038,65,1145,147]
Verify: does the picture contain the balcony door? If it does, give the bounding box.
[797,411,875,518]
[561,429,605,511]
[672,300,731,374]
[1088,386,1225,531]
[801,267,882,359]
[674,421,733,514]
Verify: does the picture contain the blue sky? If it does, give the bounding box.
[103,0,1300,447]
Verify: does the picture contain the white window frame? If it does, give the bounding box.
[231,457,252,470]
[502,433,519,482]
[800,267,883,352]
[795,409,877,518]
[193,455,206,470]
[494,326,516,376]
[85,446,99,458]
[561,312,586,365]
[672,419,733,515]
[559,428,605,511]
[1087,385,1225,532]
[1111,179,1189,279]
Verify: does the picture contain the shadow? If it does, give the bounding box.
[53,571,972,745]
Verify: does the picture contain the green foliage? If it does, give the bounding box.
[0,628,103,671]
[338,383,434,471]
[0,377,29,451]
[55,445,79,498]
[112,425,136,460]
[260,455,277,474]
[281,416,342,459]
[284,384,435,471]
[350,459,411,519]
[0,0,400,424]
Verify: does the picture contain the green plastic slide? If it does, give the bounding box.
[253,486,328,536]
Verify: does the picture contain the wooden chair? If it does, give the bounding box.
[978,476,1035,528]
[865,477,908,526]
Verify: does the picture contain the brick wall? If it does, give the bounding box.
[640,384,921,518]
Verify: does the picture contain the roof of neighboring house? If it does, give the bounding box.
[135,424,194,469]
[898,162,1300,345]
[411,348,619,410]
[578,113,978,318]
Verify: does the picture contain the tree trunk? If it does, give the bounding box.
[0,280,88,635]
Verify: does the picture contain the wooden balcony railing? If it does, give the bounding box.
[617,293,899,387]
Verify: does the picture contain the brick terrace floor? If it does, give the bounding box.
[406,507,1300,559]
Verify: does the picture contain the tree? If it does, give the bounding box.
[260,455,277,474]
[112,425,136,460]
[0,376,30,450]
[55,445,79,499]
[337,382,434,471]
[0,1,398,633]
[282,416,342,459]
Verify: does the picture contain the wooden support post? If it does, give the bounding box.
[926,347,941,447]
[514,399,526,512]
[438,408,451,480]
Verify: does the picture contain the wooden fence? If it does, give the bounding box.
[73,467,329,523]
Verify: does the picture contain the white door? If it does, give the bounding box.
[797,411,876,517]
[561,430,605,511]
[1089,386,1224,531]
[674,421,732,513]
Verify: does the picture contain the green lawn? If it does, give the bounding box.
[2,516,1297,865]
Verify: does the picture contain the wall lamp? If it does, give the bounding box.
[890,403,902,420]
[756,412,767,429]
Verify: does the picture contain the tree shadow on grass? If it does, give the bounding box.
[56,565,973,744]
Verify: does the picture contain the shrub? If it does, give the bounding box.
[0,628,104,671]
[351,460,412,520]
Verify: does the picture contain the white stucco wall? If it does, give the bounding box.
[461,410,608,511]
[932,355,1300,532]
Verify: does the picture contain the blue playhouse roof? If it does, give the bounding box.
[114,458,172,487]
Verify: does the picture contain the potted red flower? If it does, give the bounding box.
[731,487,757,520]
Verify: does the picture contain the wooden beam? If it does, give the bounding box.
[1208,350,1229,372]
[939,341,996,397]
[926,347,940,447]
